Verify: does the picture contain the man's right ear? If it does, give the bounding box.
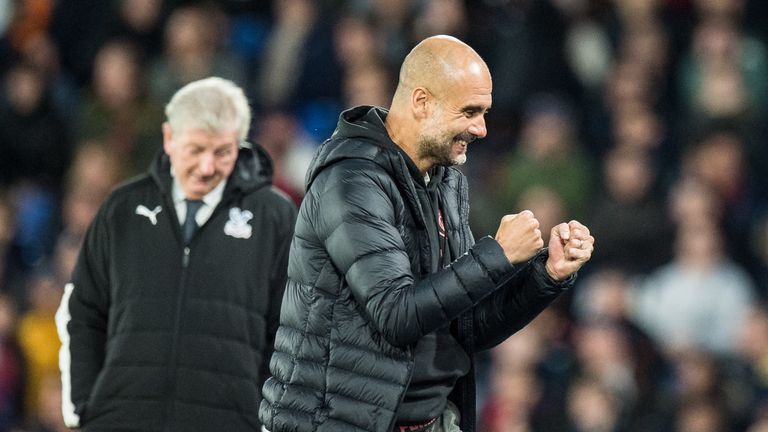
[162,122,173,154]
[411,87,430,120]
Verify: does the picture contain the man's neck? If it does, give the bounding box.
[384,114,431,175]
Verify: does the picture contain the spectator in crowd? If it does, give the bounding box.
[480,365,542,432]
[750,417,768,432]
[571,271,669,422]
[677,17,768,132]
[499,93,594,221]
[565,376,622,432]
[411,0,468,43]
[14,32,78,123]
[0,293,23,430]
[341,62,394,110]
[571,319,638,425]
[619,23,671,87]
[49,232,81,288]
[48,0,114,86]
[588,146,673,275]
[514,185,567,245]
[0,61,71,189]
[255,0,341,115]
[674,398,729,432]
[480,319,575,432]
[251,110,314,206]
[17,272,60,417]
[603,59,658,116]
[668,176,722,230]
[78,39,164,176]
[56,77,296,431]
[59,141,122,239]
[333,13,381,72]
[572,269,632,323]
[750,215,768,298]
[4,0,54,58]
[629,211,756,355]
[467,1,579,118]
[610,104,665,157]
[365,0,413,72]
[681,126,758,270]
[105,0,166,63]
[665,347,750,431]
[21,372,69,432]
[737,306,768,420]
[0,61,72,274]
[148,3,245,104]
[0,193,24,298]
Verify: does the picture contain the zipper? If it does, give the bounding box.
[388,346,415,432]
[163,246,192,430]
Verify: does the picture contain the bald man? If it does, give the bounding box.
[259,35,594,432]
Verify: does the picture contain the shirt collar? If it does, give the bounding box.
[171,177,227,209]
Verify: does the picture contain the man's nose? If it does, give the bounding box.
[198,153,215,175]
[468,117,487,139]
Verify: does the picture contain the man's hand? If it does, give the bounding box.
[545,220,594,281]
[495,210,544,264]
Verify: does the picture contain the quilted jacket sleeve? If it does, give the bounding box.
[471,250,575,352]
[55,204,111,428]
[312,164,521,347]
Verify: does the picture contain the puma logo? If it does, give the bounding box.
[135,205,162,225]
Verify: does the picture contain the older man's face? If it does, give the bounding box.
[162,124,239,200]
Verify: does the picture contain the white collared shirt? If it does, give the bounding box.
[172,178,227,227]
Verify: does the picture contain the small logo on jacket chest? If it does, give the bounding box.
[135,205,162,225]
[224,207,253,239]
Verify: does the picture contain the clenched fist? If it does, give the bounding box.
[495,210,544,264]
[545,220,594,281]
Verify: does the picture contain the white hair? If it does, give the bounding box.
[164,77,251,141]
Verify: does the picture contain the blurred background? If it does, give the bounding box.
[1,0,768,430]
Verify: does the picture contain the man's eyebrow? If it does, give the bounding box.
[214,142,236,151]
[461,104,490,113]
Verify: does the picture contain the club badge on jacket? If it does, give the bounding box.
[224,207,253,239]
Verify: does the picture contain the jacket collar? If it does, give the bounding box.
[307,105,460,229]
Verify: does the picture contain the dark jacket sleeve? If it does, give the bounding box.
[470,249,575,352]
[260,195,297,386]
[313,167,521,347]
[56,204,112,428]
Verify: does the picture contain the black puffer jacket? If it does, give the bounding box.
[58,145,297,431]
[259,106,573,432]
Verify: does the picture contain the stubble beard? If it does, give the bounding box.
[418,132,471,167]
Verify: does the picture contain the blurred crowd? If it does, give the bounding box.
[0,0,767,430]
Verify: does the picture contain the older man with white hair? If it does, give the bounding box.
[57,77,297,431]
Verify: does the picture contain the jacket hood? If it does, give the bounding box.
[149,141,274,197]
[306,106,439,190]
